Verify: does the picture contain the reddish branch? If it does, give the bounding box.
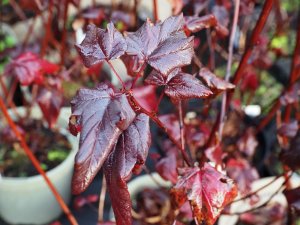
[218,0,240,140]
[60,0,69,65]
[231,0,274,85]
[257,14,300,132]
[206,0,274,146]
[153,0,158,21]
[41,0,54,56]
[0,97,79,225]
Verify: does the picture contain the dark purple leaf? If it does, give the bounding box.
[145,68,212,100]
[156,152,178,184]
[281,130,300,170]
[198,67,235,93]
[70,84,136,194]
[277,121,298,138]
[158,114,180,142]
[75,23,126,67]
[185,14,218,33]
[121,54,143,77]
[170,163,237,225]
[125,14,194,75]
[237,128,258,157]
[226,158,259,194]
[283,187,300,216]
[132,85,157,112]
[280,84,299,106]
[37,86,63,128]
[104,114,151,225]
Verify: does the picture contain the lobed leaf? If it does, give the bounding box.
[170,163,237,225]
[125,14,194,75]
[104,114,151,225]
[75,23,126,67]
[146,68,212,100]
[198,67,235,93]
[70,84,136,194]
[37,86,63,128]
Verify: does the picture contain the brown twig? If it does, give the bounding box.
[224,173,292,215]
[153,0,158,21]
[218,0,240,140]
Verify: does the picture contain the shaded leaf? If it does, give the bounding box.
[37,86,63,128]
[5,52,58,86]
[70,84,136,194]
[158,114,180,142]
[156,152,178,184]
[170,163,237,225]
[237,128,258,157]
[240,67,259,91]
[280,84,299,106]
[226,158,259,194]
[132,85,157,112]
[198,67,235,93]
[73,194,99,210]
[205,145,224,165]
[185,14,218,33]
[125,14,194,75]
[283,187,300,216]
[277,120,298,138]
[281,130,300,170]
[76,23,126,67]
[145,68,212,100]
[104,114,151,225]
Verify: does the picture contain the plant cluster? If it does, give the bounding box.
[1,0,300,225]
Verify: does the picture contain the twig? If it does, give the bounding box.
[60,0,69,65]
[231,175,282,203]
[98,176,107,222]
[178,101,186,165]
[218,0,240,140]
[224,173,292,215]
[206,0,274,147]
[256,14,300,132]
[106,60,126,89]
[153,0,158,21]
[0,96,79,225]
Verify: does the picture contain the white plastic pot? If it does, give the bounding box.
[0,107,78,225]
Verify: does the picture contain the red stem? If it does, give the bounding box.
[0,96,78,225]
[231,0,274,85]
[153,0,158,21]
[106,60,126,89]
[206,0,274,146]
[218,0,240,140]
[60,0,69,65]
[257,14,300,132]
[154,91,164,112]
[41,0,53,56]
